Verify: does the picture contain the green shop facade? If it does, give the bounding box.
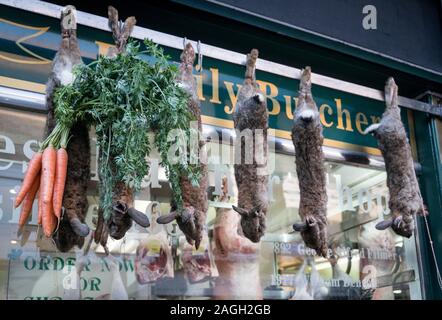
[0,0,441,300]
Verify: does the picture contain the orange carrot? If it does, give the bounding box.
[52,148,68,220]
[18,175,40,228]
[14,152,42,208]
[38,172,44,225]
[41,146,57,237]
[41,146,57,203]
[43,203,57,237]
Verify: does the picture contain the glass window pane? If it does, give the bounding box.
[0,105,422,300]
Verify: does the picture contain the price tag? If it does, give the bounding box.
[192,245,206,255]
[147,239,161,255]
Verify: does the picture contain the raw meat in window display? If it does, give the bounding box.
[364,77,427,237]
[135,202,174,284]
[358,221,398,300]
[290,260,313,300]
[309,262,328,299]
[135,236,173,284]
[213,177,262,300]
[290,259,328,300]
[325,243,374,300]
[181,231,218,284]
[156,42,209,250]
[291,67,328,257]
[231,49,269,243]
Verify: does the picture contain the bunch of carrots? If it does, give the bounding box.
[15,124,70,237]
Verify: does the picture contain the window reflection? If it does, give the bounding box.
[0,106,422,300]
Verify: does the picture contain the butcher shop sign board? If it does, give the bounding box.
[0,5,413,157]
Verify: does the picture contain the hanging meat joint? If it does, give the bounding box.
[364,77,426,237]
[47,6,90,252]
[156,42,209,249]
[291,67,328,257]
[213,177,262,300]
[231,49,269,243]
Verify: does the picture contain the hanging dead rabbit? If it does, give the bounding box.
[94,6,150,249]
[46,6,90,252]
[231,49,269,243]
[156,42,209,250]
[364,77,426,237]
[291,67,328,257]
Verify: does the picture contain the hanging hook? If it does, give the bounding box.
[183,37,187,49]
[197,40,203,73]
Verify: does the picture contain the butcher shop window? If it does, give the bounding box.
[0,105,423,300]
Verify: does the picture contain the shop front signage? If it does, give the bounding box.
[0,5,412,157]
[6,250,142,300]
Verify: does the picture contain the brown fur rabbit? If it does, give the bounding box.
[94,6,149,248]
[364,77,426,237]
[45,6,91,252]
[291,67,328,257]
[231,49,269,243]
[156,42,209,249]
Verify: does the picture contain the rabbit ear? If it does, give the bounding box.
[180,42,195,65]
[156,211,177,224]
[70,217,90,237]
[121,16,136,41]
[293,222,308,232]
[300,67,312,92]
[375,219,393,230]
[232,205,248,216]
[384,77,398,108]
[107,6,136,53]
[298,67,312,105]
[107,6,120,40]
[127,207,150,227]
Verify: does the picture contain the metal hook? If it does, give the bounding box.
[183,37,187,49]
[197,40,203,73]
